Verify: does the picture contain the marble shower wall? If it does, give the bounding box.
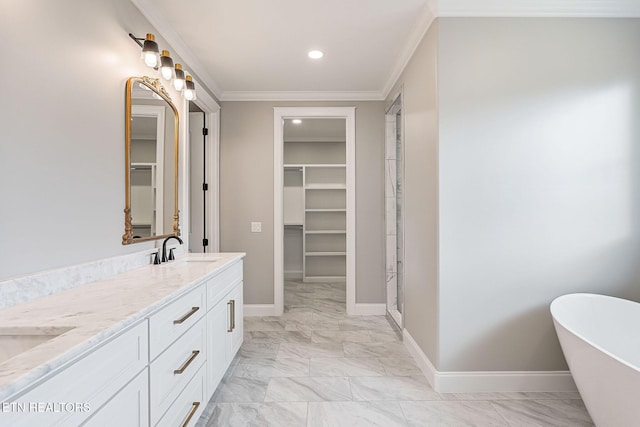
[385,113,398,312]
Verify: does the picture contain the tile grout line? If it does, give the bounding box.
[396,400,411,427]
[489,400,516,427]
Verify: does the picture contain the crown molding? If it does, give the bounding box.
[130,0,223,98]
[438,0,640,18]
[382,2,437,100]
[219,90,385,102]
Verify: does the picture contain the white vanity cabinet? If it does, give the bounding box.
[226,283,244,360]
[205,261,243,394]
[2,320,148,427]
[150,315,206,425]
[155,365,206,427]
[149,284,206,360]
[0,255,244,427]
[84,368,149,426]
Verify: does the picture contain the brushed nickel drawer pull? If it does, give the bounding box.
[174,350,200,374]
[231,299,236,331]
[181,401,200,427]
[227,301,233,332]
[173,307,200,324]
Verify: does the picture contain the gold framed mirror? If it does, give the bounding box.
[123,76,180,245]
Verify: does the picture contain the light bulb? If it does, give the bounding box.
[144,52,158,68]
[140,34,160,68]
[173,64,185,91]
[184,89,196,101]
[183,76,197,100]
[159,50,174,81]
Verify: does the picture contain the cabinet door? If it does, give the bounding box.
[206,297,229,394]
[83,368,149,427]
[228,282,244,359]
[4,321,148,427]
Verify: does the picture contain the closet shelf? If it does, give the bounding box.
[284,164,346,168]
[305,252,347,257]
[305,184,346,189]
[304,230,346,234]
[305,209,346,212]
[303,276,346,282]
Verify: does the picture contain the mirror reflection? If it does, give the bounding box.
[123,77,179,244]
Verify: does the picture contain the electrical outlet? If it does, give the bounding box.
[251,222,262,233]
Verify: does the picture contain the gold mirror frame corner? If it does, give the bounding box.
[123,76,180,245]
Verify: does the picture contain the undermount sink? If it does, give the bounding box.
[0,326,74,364]
[162,257,222,266]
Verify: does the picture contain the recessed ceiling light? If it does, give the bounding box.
[292,119,302,124]
[308,50,323,59]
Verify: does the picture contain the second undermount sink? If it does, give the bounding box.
[184,257,222,262]
[0,326,74,364]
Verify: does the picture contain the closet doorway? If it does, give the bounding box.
[385,93,404,329]
[274,107,356,315]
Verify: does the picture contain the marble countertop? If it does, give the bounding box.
[0,252,245,401]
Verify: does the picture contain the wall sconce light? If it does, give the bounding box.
[173,64,186,91]
[141,33,160,67]
[184,76,197,101]
[129,32,197,101]
[159,50,175,81]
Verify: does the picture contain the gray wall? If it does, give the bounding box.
[220,101,385,305]
[0,0,194,280]
[437,18,640,371]
[385,21,440,365]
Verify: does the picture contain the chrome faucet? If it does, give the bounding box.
[161,235,183,262]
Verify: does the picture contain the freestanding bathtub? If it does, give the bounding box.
[551,293,640,427]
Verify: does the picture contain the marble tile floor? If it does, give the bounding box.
[197,280,593,426]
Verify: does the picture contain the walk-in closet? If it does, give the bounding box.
[283,118,347,283]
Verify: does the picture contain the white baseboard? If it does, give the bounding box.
[435,370,577,393]
[403,328,438,387]
[403,329,577,393]
[246,303,385,316]
[244,304,277,317]
[284,270,302,280]
[350,303,386,316]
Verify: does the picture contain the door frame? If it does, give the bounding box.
[273,107,356,315]
[184,89,220,252]
[131,104,166,236]
[385,89,405,329]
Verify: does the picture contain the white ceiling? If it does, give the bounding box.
[132,0,433,100]
[131,0,640,101]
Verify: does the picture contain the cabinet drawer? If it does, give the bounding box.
[155,364,206,427]
[206,260,242,309]
[149,284,206,360]
[150,317,206,425]
[84,367,149,426]
[5,320,148,427]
